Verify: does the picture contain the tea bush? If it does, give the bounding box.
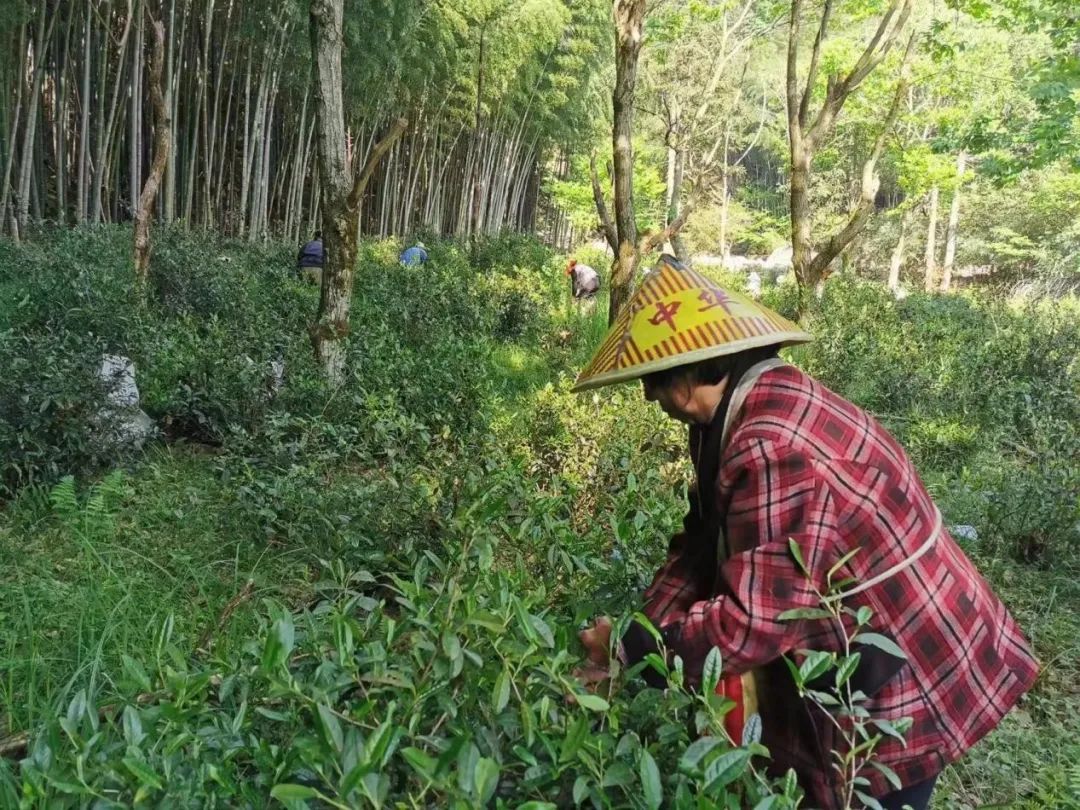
[1,229,1078,808]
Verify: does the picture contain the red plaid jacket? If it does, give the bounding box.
[642,365,1038,807]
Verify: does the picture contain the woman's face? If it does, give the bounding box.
[642,374,696,424]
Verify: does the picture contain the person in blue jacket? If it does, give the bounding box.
[400,241,428,267]
[296,233,323,284]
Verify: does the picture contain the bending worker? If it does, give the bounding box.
[296,232,323,284]
[400,241,428,267]
[566,258,600,301]
[574,255,1038,810]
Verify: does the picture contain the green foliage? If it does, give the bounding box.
[1,230,1078,807]
[545,144,668,237]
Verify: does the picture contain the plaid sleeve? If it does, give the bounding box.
[640,488,713,625]
[641,531,703,624]
[658,437,835,681]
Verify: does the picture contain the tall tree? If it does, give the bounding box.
[939,150,967,291]
[606,0,645,323]
[133,9,170,284]
[785,0,915,301]
[598,0,690,324]
[309,0,405,384]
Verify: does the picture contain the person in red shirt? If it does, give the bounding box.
[574,255,1038,810]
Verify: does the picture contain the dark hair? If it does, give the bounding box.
[314,231,322,240]
[642,345,780,395]
[643,354,737,390]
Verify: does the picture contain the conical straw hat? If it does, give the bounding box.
[572,255,811,392]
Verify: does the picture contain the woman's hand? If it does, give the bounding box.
[579,616,614,665]
[568,616,616,701]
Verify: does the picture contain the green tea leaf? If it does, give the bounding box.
[788,539,809,576]
[122,705,144,747]
[270,783,319,802]
[560,715,590,764]
[835,652,862,687]
[853,633,907,660]
[492,667,511,713]
[679,736,723,773]
[574,693,610,712]
[601,762,634,788]
[869,759,903,791]
[316,703,343,753]
[798,650,835,684]
[777,607,833,621]
[703,749,751,790]
[573,775,590,805]
[854,791,886,810]
[702,647,722,695]
[402,747,437,780]
[474,757,500,804]
[122,757,163,790]
[640,749,663,810]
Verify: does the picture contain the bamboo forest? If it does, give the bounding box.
[0,0,1077,808]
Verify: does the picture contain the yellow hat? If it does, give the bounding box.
[572,255,811,392]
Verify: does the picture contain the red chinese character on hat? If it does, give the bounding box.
[698,287,735,314]
[649,300,682,332]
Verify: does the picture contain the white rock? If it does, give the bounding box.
[99,354,141,408]
[95,354,155,449]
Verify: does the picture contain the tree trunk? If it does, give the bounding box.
[130,1,144,219]
[923,185,939,291]
[940,151,966,292]
[887,207,911,292]
[669,147,688,262]
[16,2,52,235]
[786,0,914,307]
[92,0,134,224]
[134,15,170,285]
[1,18,28,239]
[162,0,177,221]
[76,0,92,224]
[309,0,405,384]
[608,0,645,324]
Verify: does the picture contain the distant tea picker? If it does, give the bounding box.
[296,232,324,284]
[574,255,1038,810]
[400,241,428,267]
[565,258,600,310]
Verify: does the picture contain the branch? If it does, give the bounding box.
[806,0,911,151]
[641,205,692,255]
[733,87,770,168]
[196,579,256,655]
[347,117,408,211]
[844,0,910,91]
[689,0,756,131]
[0,731,28,759]
[786,0,803,136]
[590,152,618,254]
[809,32,916,278]
[798,0,833,128]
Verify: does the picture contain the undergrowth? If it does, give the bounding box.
[0,227,1077,807]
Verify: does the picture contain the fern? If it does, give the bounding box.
[49,475,80,531]
[1068,758,1080,808]
[48,472,127,562]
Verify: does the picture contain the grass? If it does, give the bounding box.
[0,451,318,734]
